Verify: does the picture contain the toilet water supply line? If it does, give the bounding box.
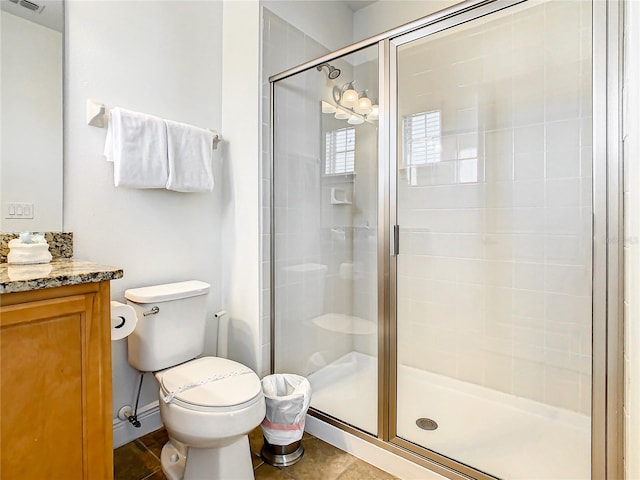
[124,372,145,428]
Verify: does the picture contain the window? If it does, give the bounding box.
[325,127,356,175]
[403,110,441,166]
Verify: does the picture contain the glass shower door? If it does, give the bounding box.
[272,45,380,435]
[392,1,593,478]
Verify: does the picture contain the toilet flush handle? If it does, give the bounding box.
[143,306,160,316]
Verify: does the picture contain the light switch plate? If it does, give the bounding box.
[6,202,34,219]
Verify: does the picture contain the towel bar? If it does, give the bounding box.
[86,99,222,149]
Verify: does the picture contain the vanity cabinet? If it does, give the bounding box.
[0,281,113,479]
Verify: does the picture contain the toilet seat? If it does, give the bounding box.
[157,357,263,413]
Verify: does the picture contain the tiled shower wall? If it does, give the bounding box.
[261,10,330,377]
[396,1,592,414]
[350,57,379,358]
[264,11,381,376]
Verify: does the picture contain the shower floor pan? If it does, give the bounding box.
[308,351,590,480]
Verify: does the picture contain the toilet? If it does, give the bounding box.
[125,280,265,480]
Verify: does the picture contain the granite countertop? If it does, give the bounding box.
[0,259,123,294]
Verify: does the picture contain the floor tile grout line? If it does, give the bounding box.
[134,439,163,480]
[140,470,162,480]
[332,453,358,480]
[136,437,163,464]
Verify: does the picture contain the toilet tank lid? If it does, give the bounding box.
[124,280,210,304]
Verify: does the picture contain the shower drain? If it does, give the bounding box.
[416,417,438,431]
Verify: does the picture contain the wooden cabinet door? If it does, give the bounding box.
[0,283,113,480]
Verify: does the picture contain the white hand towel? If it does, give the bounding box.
[104,107,169,188]
[165,119,214,192]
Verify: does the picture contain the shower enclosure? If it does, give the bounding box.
[270,1,621,478]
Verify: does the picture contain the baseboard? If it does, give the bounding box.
[305,415,446,480]
[112,401,164,449]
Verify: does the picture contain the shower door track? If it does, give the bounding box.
[268,1,623,479]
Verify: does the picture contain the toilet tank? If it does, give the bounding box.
[125,281,210,372]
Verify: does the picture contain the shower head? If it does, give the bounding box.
[327,67,341,79]
[317,63,341,80]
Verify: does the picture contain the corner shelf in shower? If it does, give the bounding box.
[311,313,375,335]
[330,187,352,205]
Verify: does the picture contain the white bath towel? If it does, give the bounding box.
[165,119,214,192]
[104,107,169,188]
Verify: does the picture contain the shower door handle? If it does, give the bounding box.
[392,225,400,256]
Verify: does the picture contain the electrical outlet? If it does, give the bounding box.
[5,202,34,219]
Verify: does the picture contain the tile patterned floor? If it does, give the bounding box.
[114,426,400,480]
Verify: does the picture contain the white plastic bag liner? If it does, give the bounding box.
[261,374,312,445]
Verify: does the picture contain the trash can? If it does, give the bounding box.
[260,374,312,467]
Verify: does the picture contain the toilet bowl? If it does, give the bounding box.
[125,281,266,480]
[156,357,266,480]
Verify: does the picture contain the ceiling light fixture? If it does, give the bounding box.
[323,81,379,125]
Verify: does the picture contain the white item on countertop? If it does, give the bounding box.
[7,238,52,265]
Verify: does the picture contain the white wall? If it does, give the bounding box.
[221,0,262,374]
[264,0,460,55]
[623,1,640,478]
[1,12,62,232]
[353,0,458,42]
[65,0,224,446]
[262,0,354,53]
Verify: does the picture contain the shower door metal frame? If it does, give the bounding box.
[592,1,624,478]
[268,0,623,478]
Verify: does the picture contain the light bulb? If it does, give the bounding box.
[334,110,350,120]
[341,86,359,107]
[348,115,364,125]
[354,95,372,115]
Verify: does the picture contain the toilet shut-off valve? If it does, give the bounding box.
[118,405,141,428]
